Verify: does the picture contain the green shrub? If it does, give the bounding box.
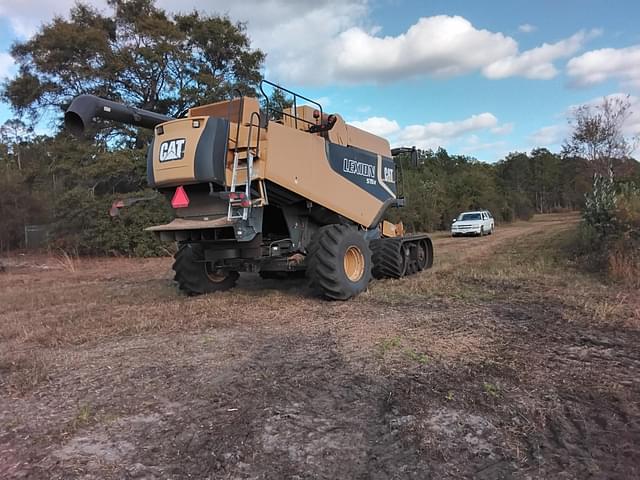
[583,174,618,238]
[577,175,640,285]
[52,189,172,256]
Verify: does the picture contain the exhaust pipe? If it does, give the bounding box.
[64,94,173,136]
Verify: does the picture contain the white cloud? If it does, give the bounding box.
[0,3,598,86]
[351,112,499,150]
[299,95,331,108]
[567,44,640,89]
[0,52,16,80]
[460,137,506,154]
[529,124,566,147]
[349,116,400,137]
[399,113,498,141]
[482,30,599,80]
[0,0,368,85]
[326,18,598,84]
[518,24,537,34]
[0,0,107,37]
[331,15,517,82]
[491,122,514,135]
[624,97,640,134]
[209,0,369,85]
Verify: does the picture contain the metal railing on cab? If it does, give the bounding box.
[391,146,418,207]
[259,80,324,130]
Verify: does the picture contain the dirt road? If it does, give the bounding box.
[1,214,638,479]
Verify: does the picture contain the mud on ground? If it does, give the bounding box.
[1,213,639,479]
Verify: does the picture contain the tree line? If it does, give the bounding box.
[390,147,638,233]
[0,0,639,256]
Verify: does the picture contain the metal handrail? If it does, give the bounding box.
[247,111,261,158]
[259,79,323,129]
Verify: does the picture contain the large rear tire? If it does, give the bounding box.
[307,225,372,300]
[173,244,239,295]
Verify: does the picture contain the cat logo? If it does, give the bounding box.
[159,138,186,162]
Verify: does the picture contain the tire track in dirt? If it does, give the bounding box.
[12,333,430,479]
[3,212,638,479]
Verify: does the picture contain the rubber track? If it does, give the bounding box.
[371,237,405,279]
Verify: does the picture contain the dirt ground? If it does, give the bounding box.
[1,213,639,479]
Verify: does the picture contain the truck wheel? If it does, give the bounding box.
[371,237,406,279]
[307,225,372,300]
[173,244,239,295]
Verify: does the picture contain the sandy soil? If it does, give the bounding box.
[1,213,638,479]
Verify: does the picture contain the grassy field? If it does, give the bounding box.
[1,213,638,479]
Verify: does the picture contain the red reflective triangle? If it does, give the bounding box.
[171,186,189,208]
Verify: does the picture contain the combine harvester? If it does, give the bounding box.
[65,81,433,299]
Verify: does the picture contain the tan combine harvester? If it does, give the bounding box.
[65,81,433,299]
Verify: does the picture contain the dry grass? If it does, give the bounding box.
[608,248,640,287]
[53,249,81,273]
[1,212,637,394]
[0,350,51,393]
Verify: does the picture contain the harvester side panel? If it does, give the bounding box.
[263,122,396,228]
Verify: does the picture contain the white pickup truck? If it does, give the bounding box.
[451,210,494,237]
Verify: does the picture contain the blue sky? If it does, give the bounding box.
[1,0,639,161]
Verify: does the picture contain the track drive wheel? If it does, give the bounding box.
[371,238,407,279]
[416,239,433,271]
[173,244,239,295]
[307,225,372,300]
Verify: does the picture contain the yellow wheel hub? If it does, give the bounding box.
[344,245,365,282]
[205,263,227,283]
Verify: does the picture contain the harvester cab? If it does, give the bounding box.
[65,80,433,299]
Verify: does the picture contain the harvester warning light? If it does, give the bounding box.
[171,186,190,208]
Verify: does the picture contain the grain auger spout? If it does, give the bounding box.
[64,94,173,136]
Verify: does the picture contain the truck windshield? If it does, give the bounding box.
[460,213,481,221]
